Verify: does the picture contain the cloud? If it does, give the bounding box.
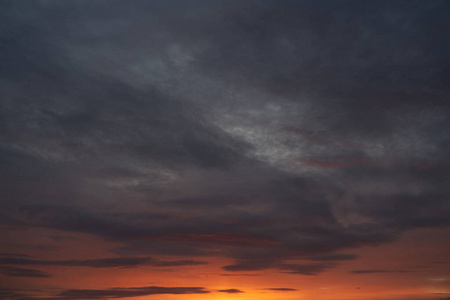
[261,288,298,291]
[307,253,359,261]
[350,269,410,274]
[0,286,210,300]
[219,273,260,277]
[0,266,50,278]
[0,288,26,300]
[222,260,276,272]
[0,0,449,297]
[223,260,337,276]
[0,256,206,268]
[42,286,210,299]
[152,260,207,267]
[218,289,244,293]
[279,263,337,275]
[2,200,394,277]
[0,253,32,258]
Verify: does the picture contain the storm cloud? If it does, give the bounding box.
[1,0,449,299]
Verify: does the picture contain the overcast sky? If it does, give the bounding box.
[1,1,449,299]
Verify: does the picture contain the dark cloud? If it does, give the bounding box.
[307,253,359,261]
[223,260,337,276]
[36,286,210,300]
[218,289,244,293]
[222,261,274,272]
[219,273,260,277]
[0,257,149,268]
[0,256,205,268]
[279,263,337,275]
[1,0,449,297]
[57,286,209,299]
[203,0,450,102]
[261,288,298,291]
[350,269,410,274]
[351,191,450,230]
[0,266,50,278]
[0,288,25,300]
[1,285,209,300]
[1,196,394,267]
[0,253,32,258]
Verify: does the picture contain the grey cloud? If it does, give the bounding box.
[1,0,450,297]
[0,253,32,258]
[37,286,210,300]
[343,190,450,230]
[0,266,50,278]
[350,269,410,274]
[2,200,394,275]
[194,0,450,174]
[218,289,244,293]
[0,285,209,300]
[0,256,206,268]
[152,260,207,267]
[201,0,450,101]
[0,288,26,300]
[307,253,359,261]
[261,288,298,291]
[279,263,337,275]
[223,259,337,276]
[219,273,260,277]
[222,260,276,272]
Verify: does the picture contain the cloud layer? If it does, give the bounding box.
[1,0,449,298]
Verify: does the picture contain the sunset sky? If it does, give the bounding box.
[1,1,449,299]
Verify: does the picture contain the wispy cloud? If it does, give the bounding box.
[0,266,50,278]
[218,289,244,293]
[261,288,298,292]
[31,286,211,299]
[0,256,206,268]
[350,269,411,274]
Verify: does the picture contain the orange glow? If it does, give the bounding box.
[1,227,448,300]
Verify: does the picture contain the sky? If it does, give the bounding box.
[0,0,449,299]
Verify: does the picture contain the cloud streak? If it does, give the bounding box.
[262,288,298,292]
[0,256,206,268]
[1,0,449,299]
[218,289,244,294]
[23,286,211,300]
[0,266,50,278]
